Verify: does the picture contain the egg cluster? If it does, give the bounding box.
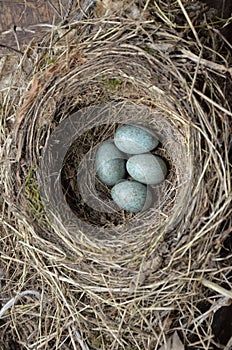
[95,124,167,213]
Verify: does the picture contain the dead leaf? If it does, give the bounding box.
[159,332,185,350]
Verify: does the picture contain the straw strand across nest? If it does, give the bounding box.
[0,1,231,349]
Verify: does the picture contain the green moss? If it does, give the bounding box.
[100,78,123,90]
[39,54,56,69]
[24,167,48,225]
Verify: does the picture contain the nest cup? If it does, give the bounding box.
[39,102,192,244]
[11,41,198,255]
[10,37,230,262]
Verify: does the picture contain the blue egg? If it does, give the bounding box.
[114,124,159,154]
[95,141,127,186]
[111,180,153,213]
[127,154,167,185]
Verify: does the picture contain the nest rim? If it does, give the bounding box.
[1,4,232,348]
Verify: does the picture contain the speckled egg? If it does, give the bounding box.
[95,141,127,186]
[126,154,167,185]
[111,180,153,213]
[114,124,159,154]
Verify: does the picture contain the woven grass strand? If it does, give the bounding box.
[1,1,231,349]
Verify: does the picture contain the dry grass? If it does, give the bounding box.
[0,0,231,349]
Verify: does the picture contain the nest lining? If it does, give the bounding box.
[60,122,175,228]
[1,1,232,349]
[37,100,191,247]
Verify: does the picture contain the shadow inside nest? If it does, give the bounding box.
[60,122,173,228]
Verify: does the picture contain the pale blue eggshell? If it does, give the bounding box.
[96,159,127,186]
[95,141,127,186]
[127,154,167,185]
[111,180,153,213]
[114,124,159,154]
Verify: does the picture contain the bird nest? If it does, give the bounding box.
[1,1,232,349]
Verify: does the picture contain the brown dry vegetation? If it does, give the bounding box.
[0,1,232,349]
